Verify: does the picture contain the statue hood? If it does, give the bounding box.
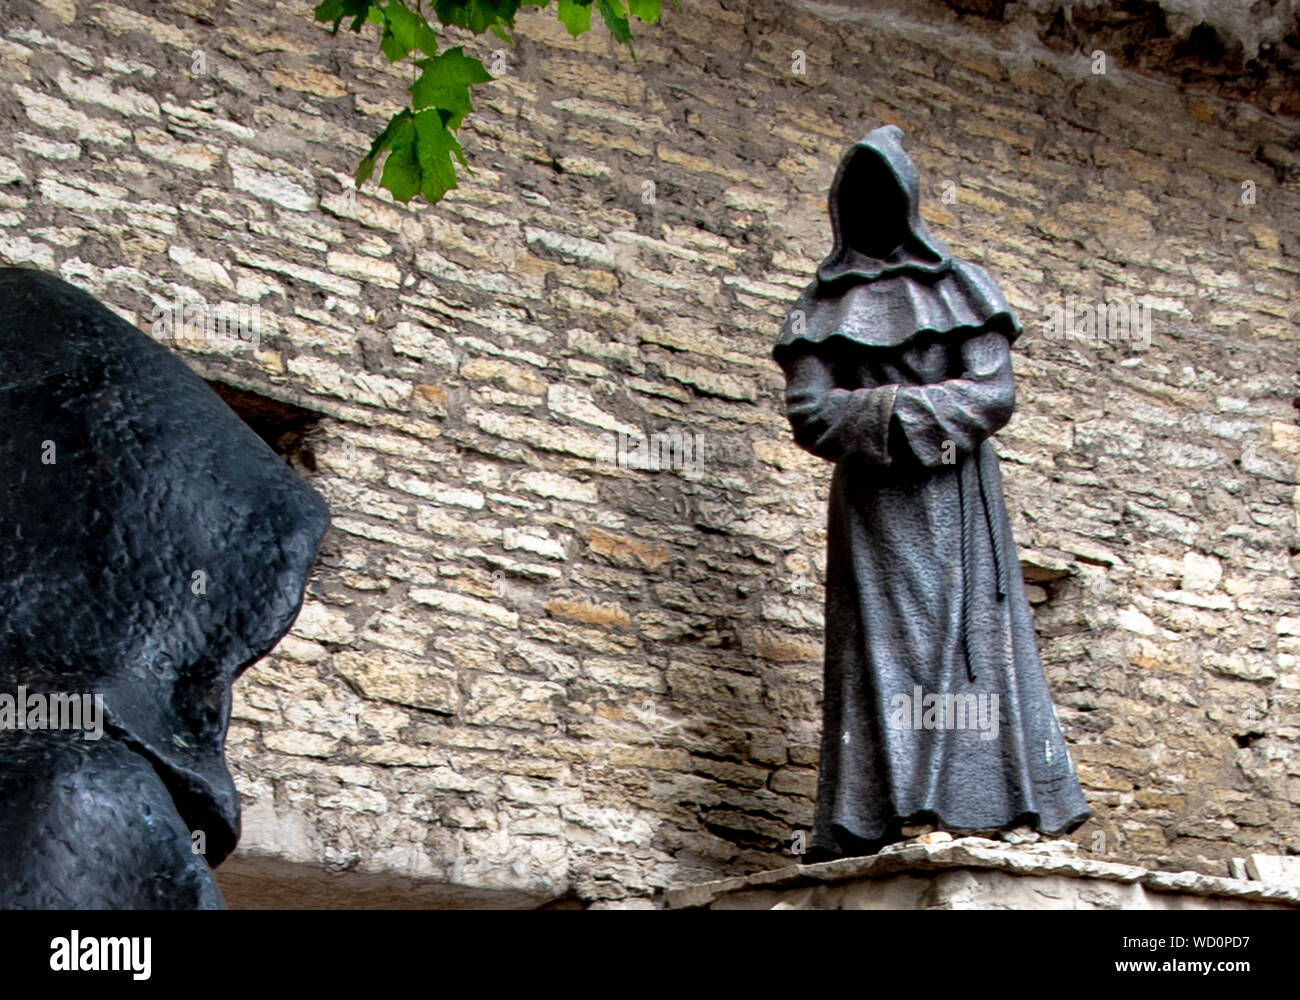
[775,126,1019,363]
[817,124,951,283]
[0,268,328,866]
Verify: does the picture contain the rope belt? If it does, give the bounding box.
[958,444,1008,682]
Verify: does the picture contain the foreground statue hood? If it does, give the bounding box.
[775,125,1020,363]
[0,267,328,867]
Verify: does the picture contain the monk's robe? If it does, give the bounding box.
[775,126,1090,858]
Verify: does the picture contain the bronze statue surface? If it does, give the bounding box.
[775,127,1090,859]
[0,268,328,908]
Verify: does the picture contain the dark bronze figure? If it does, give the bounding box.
[0,268,328,908]
[775,127,1090,860]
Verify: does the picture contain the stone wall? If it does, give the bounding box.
[0,0,1296,907]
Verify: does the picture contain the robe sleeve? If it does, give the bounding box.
[780,330,1014,467]
[888,330,1015,467]
[781,348,898,464]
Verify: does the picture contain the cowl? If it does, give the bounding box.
[775,125,1020,363]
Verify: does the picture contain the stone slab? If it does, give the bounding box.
[664,838,1300,910]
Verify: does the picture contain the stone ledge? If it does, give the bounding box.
[664,838,1300,910]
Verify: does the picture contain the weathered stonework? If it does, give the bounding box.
[0,0,1296,907]
[665,837,1300,910]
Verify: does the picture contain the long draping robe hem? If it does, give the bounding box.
[803,807,1093,865]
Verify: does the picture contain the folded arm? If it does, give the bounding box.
[780,330,1016,466]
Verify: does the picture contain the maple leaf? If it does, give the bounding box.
[598,0,633,51]
[313,0,378,33]
[411,47,494,130]
[355,108,467,204]
[628,0,661,23]
[556,0,594,36]
[379,0,440,61]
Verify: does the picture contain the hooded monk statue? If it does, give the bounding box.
[774,126,1090,860]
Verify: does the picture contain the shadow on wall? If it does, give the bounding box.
[204,379,326,473]
[216,854,580,909]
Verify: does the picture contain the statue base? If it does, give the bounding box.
[663,837,1300,910]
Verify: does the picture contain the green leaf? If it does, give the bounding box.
[627,0,659,23]
[556,0,594,36]
[379,0,439,61]
[378,26,408,61]
[410,47,493,130]
[432,0,525,34]
[379,114,422,202]
[598,0,633,50]
[384,0,420,47]
[313,0,377,33]
[355,108,412,186]
[413,109,465,202]
[354,106,466,204]
[312,0,342,28]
